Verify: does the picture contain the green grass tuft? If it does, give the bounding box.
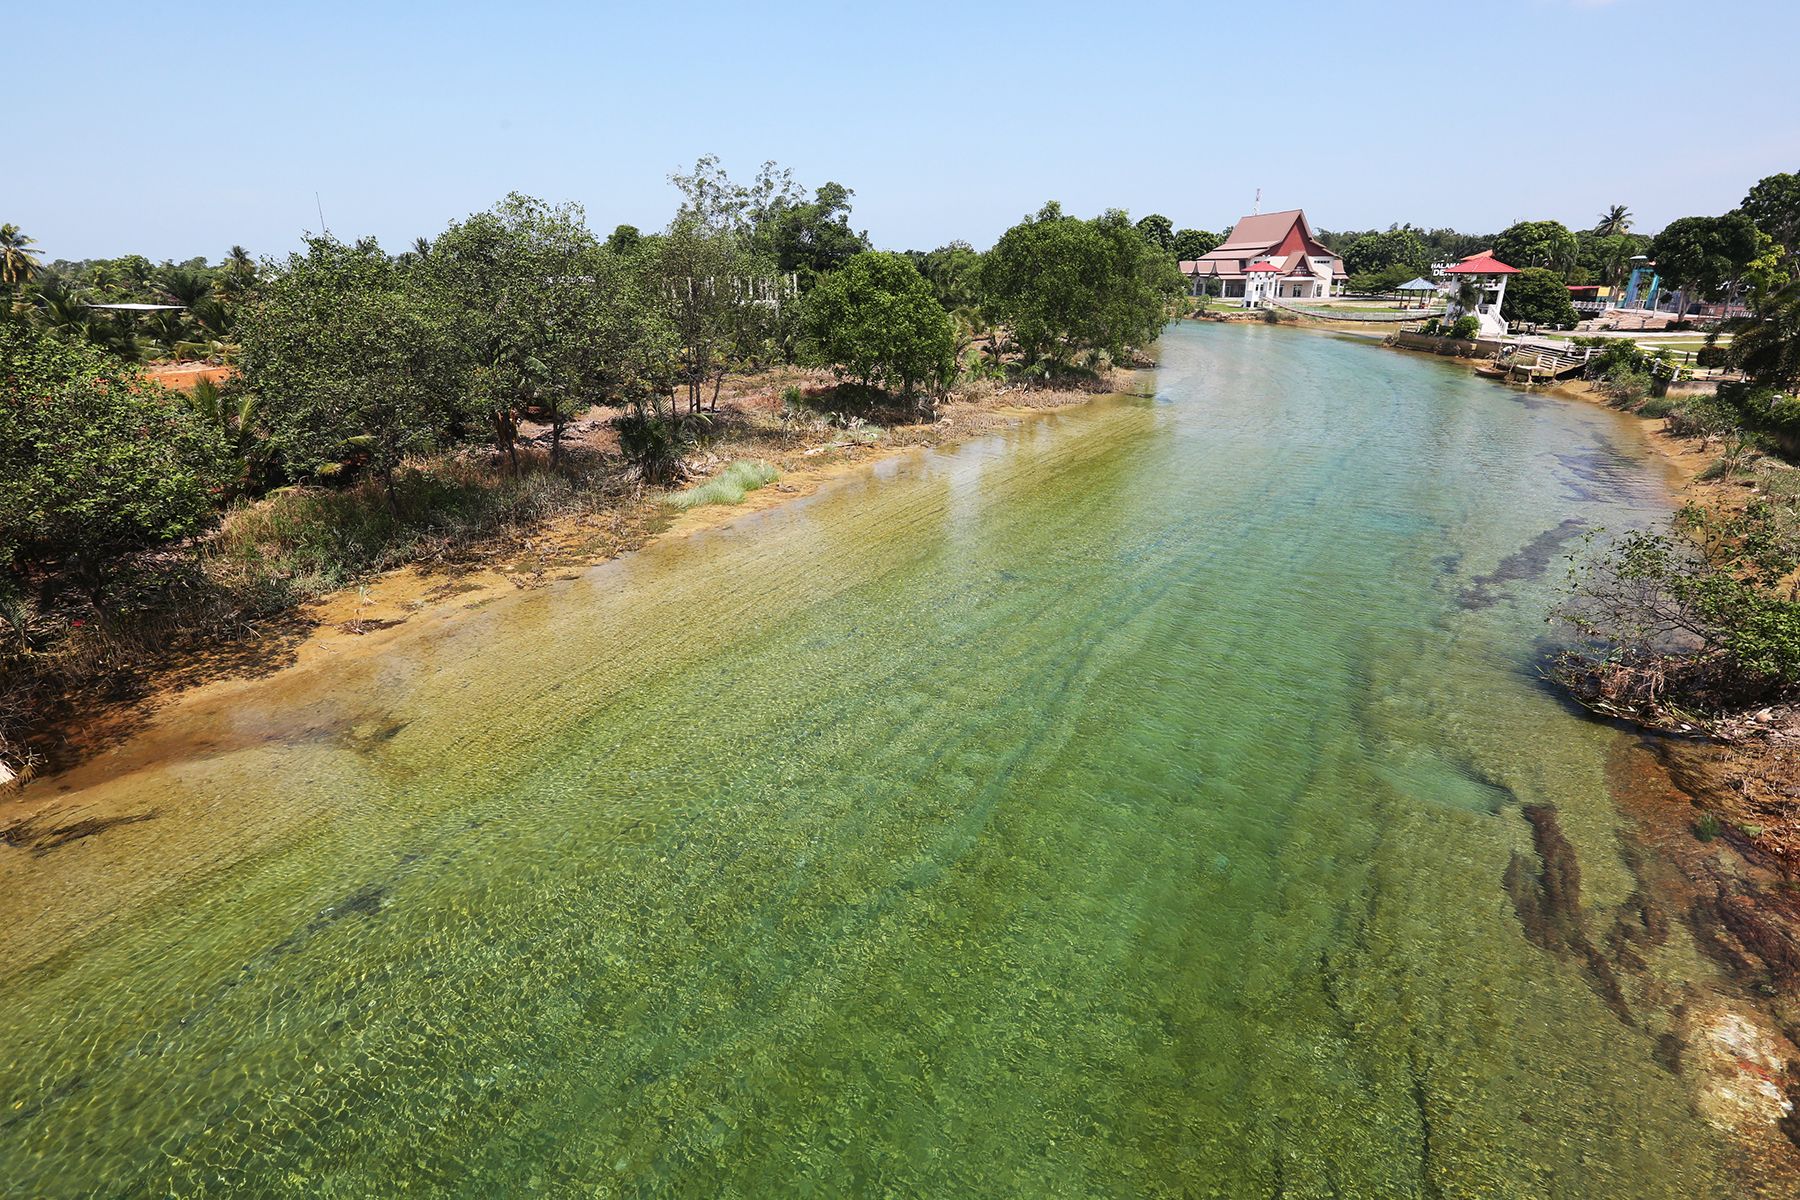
[667,460,782,510]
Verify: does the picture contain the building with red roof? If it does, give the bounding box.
[1179,209,1348,308]
[1438,250,1519,337]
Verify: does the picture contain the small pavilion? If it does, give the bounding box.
[1396,278,1439,309]
[1440,251,1519,337]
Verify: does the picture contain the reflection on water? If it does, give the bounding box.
[0,323,1749,1195]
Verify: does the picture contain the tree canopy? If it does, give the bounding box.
[1649,213,1762,308]
[980,204,1183,364]
[1742,171,1800,268]
[0,324,222,594]
[1501,267,1579,327]
[1492,220,1578,273]
[1134,214,1175,253]
[1172,228,1221,261]
[1342,227,1429,279]
[801,251,954,399]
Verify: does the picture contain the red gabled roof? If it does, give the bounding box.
[1245,261,1282,273]
[1444,250,1519,275]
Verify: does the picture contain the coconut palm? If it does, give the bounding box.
[1595,205,1633,237]
[0,224,40,287]
[157,264,215,308]
[225,245,254,275]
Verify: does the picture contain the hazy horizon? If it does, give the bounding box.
[17,0,1798,263]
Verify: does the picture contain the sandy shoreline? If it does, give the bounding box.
[1,374,1148,825]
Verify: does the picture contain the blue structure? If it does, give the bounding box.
[1622,256,1661,311]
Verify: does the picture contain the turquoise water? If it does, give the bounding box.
[0,323,1745,1195]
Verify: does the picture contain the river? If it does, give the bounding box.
[0,322,1755,1195]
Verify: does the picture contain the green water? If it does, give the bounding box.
[0,324,1747,1195]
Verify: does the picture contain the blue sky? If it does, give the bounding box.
[14,0,1798,262]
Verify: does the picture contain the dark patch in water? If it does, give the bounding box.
[1451,758,1519,813]
[1458,519,1587,610]
[307,883,389,932]
[1553,440,1640,504]
[1432,552,1462,577]
[0,809,159,857]
[1503,804,1633,1023]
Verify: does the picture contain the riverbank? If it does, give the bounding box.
[7,321,1780,1196]
[1,367,1149,805]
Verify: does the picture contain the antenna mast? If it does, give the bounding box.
[315,192,328,235]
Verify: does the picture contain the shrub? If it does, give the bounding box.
[1601,367,1655,405]
[667,460,781,510]
[616,411,704,484]
[1638,396,1677,418]
[1449,315,1480,340]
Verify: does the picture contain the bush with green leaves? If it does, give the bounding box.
[1449,315,1480,340]
[0,324,224,603]
[801,251,955,400]
[979,202,1184,367]
[235,236,467,491]
[1501,267,1579,327]
[1557,500,1800,715]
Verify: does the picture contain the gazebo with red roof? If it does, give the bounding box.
[1440,250,1520,337]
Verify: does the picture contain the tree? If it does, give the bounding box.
[1501,267,1579,327]
[0,224,40,288]
[0,324,222,603]
[236,235,466,493]
[606,224,642,255]
[1723,279,1800,390]
[801,252,954,403]
[1492,220,1579,274]
[751,180,870,283]
[1134,214,1175,252]
[1173,228,1221,261]
[425,194,645,463]
[1741,172,1800,270]
[980,203,1183,367]
[1342,227,1429,279]
[1649,213,1761,316]
[910,241,987,353]
[1578,231,1647,289]
[1594,205,1633,236]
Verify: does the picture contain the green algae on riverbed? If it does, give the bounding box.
[0,322,1764,1195]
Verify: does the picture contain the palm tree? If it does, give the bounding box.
[0,223,40,287]
[225,245,254,274]
[1595,205,1633,237]
[1722,280,1800,390]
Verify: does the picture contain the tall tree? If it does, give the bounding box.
[1342,227,1429,278]
[0,224,40,288]
[1134,214,1175,253]
[1492,220,1579,274]
[981,203,1183,367]
[1500,267,1579,327]
[1172,228,1222,262]
[1649,213,1761,317]
[801,252,954,404]
[237,235,465,493]
[1723,279,1800,389]
[1741,171,1800,274]
[751,180,870,283]
[0,324,223,603]
[1594,205,1633,236]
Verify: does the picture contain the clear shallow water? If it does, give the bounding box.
[0,324,1742,1195]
